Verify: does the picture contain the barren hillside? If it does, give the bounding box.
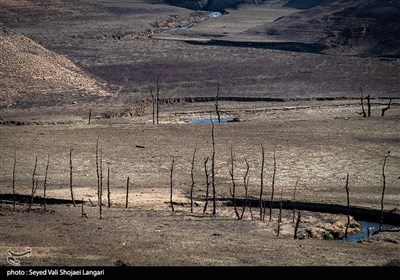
[0,0,109,24]
[247,0,400,57]
[0,28,109,107]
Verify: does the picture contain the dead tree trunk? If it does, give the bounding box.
[259,145,265,220]
[88,109,92,125]
[211,117,217,216]
[12,149,16,211]
[69,149,76,207]
[292,178,299,223]
[215,83,221,123]
[380,152,390,231]
[170,156,175,212]
[269,148,277,222]
[149,86,155,124]
[190,147,197,213]
[107,163,111,208]
[43,154,50,213]
[381,99,392,116]
[96,137,100,205]
[99,150,103,219]
[247,176,253,220]
[294,211,301,239]
[277,188,283,236]
[126,176,129,208]
[28,156,38,212]
[156,76,160,124]
[367,95,371,117]
[344,173,350,238]
[229,147,240,219]
[81,198,84,218]
[240,159,250,220]
[360,87,366,117]
[203,157,210,215]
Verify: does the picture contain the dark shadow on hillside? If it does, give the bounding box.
[283,0,328,9]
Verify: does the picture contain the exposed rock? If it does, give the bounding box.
[302,215,362,240]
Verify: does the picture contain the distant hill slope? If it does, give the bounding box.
[0,0,109,24]
[164,0,253,11]
[247,0,400,57]
[0,28,109,107]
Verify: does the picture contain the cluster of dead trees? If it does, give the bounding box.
[4,81,395,237]
[359,87,392,117]
[5,135,394,238]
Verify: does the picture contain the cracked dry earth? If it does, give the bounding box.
[0,103,399,266]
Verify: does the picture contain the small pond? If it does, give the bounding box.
[208,12,222,18]
[340,221,394,243]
